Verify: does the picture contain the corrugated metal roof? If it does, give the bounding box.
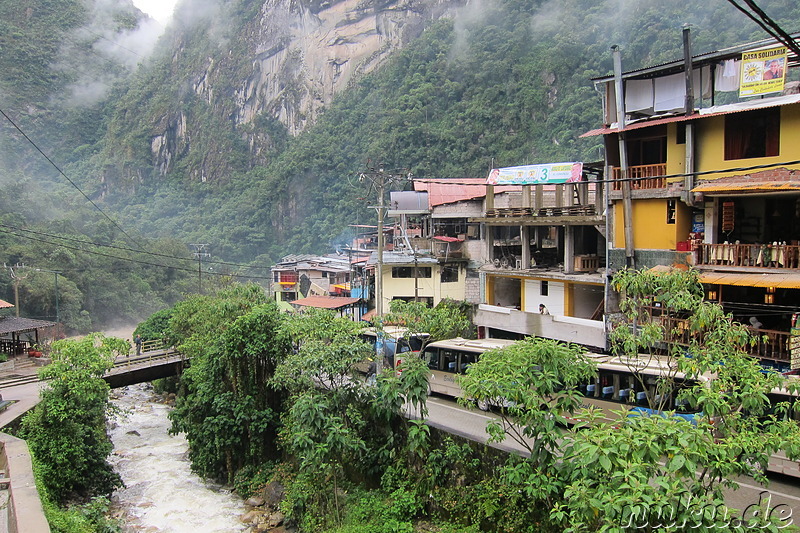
[290,295,361,309]
[0,300,12,309]
[0,317,56,335]
[591,33,800,83]
[699,271,800,288]
[414,179,518,207]
[692,180,800,193]
[581,93,800,137]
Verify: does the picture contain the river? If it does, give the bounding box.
[108,383,248,532]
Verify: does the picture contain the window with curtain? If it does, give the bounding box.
[724,108,780,160]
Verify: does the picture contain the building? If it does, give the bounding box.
[270,254,353,311]
[468,163,608,349]
[585,31,800,367]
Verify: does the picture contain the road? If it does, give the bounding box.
[420,394,800,524]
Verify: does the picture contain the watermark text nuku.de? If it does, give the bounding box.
[623,491,793,529]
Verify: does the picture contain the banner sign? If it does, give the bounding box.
[486,162,583,185]
[739,46,787,97]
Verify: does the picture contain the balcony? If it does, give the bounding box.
[695,243,800,269]
[611,163,667,191]
[475,304,606,350]
[644,307,791,364]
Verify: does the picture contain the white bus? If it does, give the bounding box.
[421,337,518,409]
[357,326,430,375]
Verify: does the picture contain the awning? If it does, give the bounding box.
[699,271,800,289]
[581,93,800,137]
[290,296,361,310]
[692,179,800,194]
[433,236,464,242]
[0,317,57,335]
[332,283,351,290]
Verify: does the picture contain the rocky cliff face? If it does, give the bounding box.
[146,0,465,180]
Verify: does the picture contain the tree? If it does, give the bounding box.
[275,308,430,529]
[167,284,287,482]
[20,333,127,504]
[458,268,800,531]
[383,298,473,350]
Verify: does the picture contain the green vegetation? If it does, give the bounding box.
[143,273,796,531]
[3,0,800,331]
[20,334,127,531]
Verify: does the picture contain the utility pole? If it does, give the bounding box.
[359,165,411,319]
[359,165,411,374]
[5,263,29,317]
[190,244,211,294]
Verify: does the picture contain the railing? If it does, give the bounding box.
[644,308,791,363]
[485,205,597,218]
[695,243,800,269]
[611,163,667,190]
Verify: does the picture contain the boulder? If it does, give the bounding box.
[261,481,285,509]
[267,511,285,528]
[245,496,265,507]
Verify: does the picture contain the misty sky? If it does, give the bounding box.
[132,0,178,25]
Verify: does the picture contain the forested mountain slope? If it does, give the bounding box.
[1,0,799,330]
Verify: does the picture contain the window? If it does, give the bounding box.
[425,348,440,370]
[392,267,432,278]
[541,280,549,296]
[666,199,676,224]
[441,265,459,283]
[725,108,780,160]
[281,292,295,301]
[442,350,459,373]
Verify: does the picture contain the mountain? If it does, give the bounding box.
[1,0,799,330]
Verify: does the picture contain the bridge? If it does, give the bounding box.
[0,344,188,533]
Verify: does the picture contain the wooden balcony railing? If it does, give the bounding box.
[695,243,800,269]
[611,163,667,191]
[641,308,791,363]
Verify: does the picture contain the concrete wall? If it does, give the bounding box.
[474,305,606,349]
[0,433,50,533]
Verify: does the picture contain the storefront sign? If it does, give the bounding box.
[740,46,787,97]
[486,162,583,185]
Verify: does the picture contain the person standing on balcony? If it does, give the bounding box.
[539,304,550,315]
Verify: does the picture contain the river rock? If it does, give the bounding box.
[261,481,285,509]
[267,511,284,527]
[240,510,262,524]
[245,496,265,507]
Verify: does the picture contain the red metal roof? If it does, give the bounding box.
[414,179,518,207]
[581,93,800,138]
[290,295,361,309]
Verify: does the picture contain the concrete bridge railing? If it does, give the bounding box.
[0,433,50,533]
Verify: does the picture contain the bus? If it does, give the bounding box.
[356,326,430,375]
[573,352,707,426]
[421,337,518,409]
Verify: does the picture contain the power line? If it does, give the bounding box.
[0,226,271,281]
[0,223,265,271]
[725,0,800,58]
[0,107,147,252]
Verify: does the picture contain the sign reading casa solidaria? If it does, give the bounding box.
[486,162,583,185]
[739,46,787,97]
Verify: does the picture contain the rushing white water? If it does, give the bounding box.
[108,384,248,532]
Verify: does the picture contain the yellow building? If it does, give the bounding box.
[587,33,800,367]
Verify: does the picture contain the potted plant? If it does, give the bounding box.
[28,344,42,358]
